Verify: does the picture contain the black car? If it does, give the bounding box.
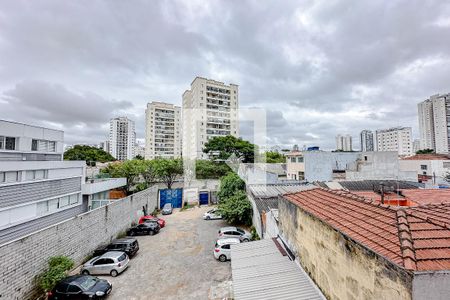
[126,222,160,236]
[93,238,139,258]
[48,275,112,299]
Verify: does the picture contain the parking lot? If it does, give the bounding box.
[99,206,232,300]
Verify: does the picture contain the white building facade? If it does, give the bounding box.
[418,93,450,154]
[182,77,239,159]
[375,127,413,156]
[335,134,352,151]
[360,130,374,152]
[145,101,181,159]
[0,120,85,245]
[109,117,136,161]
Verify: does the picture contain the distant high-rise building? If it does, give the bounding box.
[418,93,450,153]
[360,130,374,152]
[99,140,110,153]
[109,117,135,161]
[145,101,181,159]
[375,127,412,156]
[412,139,420,154]
[182,77,239,159]
[335,134,352,151]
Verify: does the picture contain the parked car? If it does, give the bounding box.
[93,238,139,258]
[81,251,129,277]
[218,226,252,242]
[139,215,166,228]
[214,237,241,262]
[161,203,173,215]
[48,275,112,299]
[203,208,222,220]
[126,222,160,236]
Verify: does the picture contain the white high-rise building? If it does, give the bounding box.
[182,77,239,159]
[109,117,136,161]
[145,102,181,159]
[418,93,450,154]
[335,134,352,151]
[375,127,413,156]
[360,130,374,152]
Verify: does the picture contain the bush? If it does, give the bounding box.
[218,191,252,225]
[38,256,74,292]
[217,172,245,201]
[250,226,260,241]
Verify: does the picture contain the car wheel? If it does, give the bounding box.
[149,230,154,236]
[219,255,227,262]
[81,269,90,275]
[243,238,250,242]
[206,216,211,220]
[110,270,119,277]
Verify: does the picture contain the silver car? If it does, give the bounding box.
[81,251,129,277]
[218,226,252,242]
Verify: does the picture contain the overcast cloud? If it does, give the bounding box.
[1,0,450,149]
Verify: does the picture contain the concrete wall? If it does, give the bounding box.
[304,151,361,182]
[278,197,413,300]
[0,186,158,300]
[412,271,450,300]
[399,159,450,185]
[346,152,417,181]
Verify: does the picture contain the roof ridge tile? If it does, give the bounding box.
[396,209,417,270]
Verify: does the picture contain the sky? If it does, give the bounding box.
[1,0,450,150]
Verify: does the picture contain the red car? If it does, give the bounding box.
[138,215,166,228]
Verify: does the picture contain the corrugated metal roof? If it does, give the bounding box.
[231,239,325,300]
[248,184,316,198]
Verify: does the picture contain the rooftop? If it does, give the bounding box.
[337,180,419,191]
[283,188,450,271]
[352,189,450,206]
[402,154,450,160]
[231,239,325,300]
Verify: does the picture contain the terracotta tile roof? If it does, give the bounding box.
[402,154,450,160]
[283,188,450,271]
[353,189,450,206]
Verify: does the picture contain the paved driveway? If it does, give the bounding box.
[100,206,232,300]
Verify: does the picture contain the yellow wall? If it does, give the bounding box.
[279,199,413,300]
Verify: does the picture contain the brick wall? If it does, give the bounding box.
[0,186,158,300]
[278,197,413,300]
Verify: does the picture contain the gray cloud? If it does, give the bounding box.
[0,0,450,150]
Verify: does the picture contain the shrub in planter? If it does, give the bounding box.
[38,256,74,293]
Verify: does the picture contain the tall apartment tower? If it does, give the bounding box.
[360,130,374,152]
[109,117,136,161]
[335,134,352,151]
[182,77,239,159]
[418,93,450,154]
[375,127,413,156]
[145,101,182,159]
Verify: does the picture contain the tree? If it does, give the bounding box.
[218,191,252,225]
[217,172,245,200]
[195,160,231,179]
[153,158,183,189]
[102,159,148,194]
[203,135,257,163]
[416,149,434,154]
[134,154,144,160]
[264,151,286,163]
[64,145,115,162]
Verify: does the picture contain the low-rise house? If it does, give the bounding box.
[278,187,450,300]
[286,151,304,180]
[247,183,315,238]
[82,177,127,210]
[303,151,361,182]
[399,153,450,186]
[238,163,286,185]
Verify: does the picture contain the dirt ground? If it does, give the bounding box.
[98,206,232,300]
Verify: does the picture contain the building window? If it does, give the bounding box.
[31,139,57,152]
[0,172,4,183]
[0,136,3,149]
[420,165,427,170]
[69,194,79,205]
[4,137,16,150]
[59,196,70,208]
[4,171,21,183]
[31,139,38,151]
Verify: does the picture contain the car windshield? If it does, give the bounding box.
[78,277,97,291]
[164,204,171,209]
[237,228,245,234]
[118,253,127,262]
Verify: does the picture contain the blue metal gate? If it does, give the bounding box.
[159,188,183,208]
[199,192,209,205]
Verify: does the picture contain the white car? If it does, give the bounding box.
[203,208,222,220]
[218,226,252,242]
[214,237,241,262]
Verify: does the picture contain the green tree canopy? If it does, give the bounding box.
[217,172,245,200]
[416,149,434,154]
[102,159,150,194]
[218,191,252,225]
[152,158,183,189]
[264,151,286,163]
[203,135,257,163]
[195,160,231,179]
[64,145,115,163]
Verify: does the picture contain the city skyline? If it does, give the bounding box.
[1,1,450,149]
